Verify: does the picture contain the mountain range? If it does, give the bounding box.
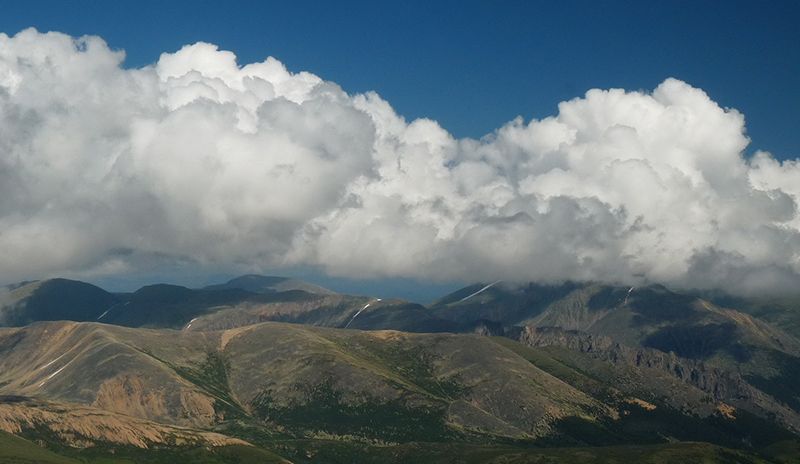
[1,275,799,463]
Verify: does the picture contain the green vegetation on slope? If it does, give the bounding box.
[260,440,779,464]
[246,334,469,443]
[58,444,288,464]
[0,429,79,464]
[327,334,468,400]
[743,349,800,412]
[3,426,787,464]
[171,349,249,420]
[251,376,458,443]
[2,309,800,464]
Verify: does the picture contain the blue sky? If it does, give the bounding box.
[3,1,798,157]
[2,1,800,302]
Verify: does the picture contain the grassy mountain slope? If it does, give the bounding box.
[222,323,610,442]
[0,320,612,443]
[3,276,800,463]
[0,319,797,463]
[0,321,225,428]
[0,425,780,464]
[267,440,777,464]
[0,428,78,464]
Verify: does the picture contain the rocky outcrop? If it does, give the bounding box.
[518,326,752,400]
[514,325,800,433]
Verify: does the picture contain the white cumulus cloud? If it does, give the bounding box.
[1,29,799,295]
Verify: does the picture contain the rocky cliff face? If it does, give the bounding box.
[514,325,800,433]
[519,326,745,398]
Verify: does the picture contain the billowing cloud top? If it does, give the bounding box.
[1,29,799,294]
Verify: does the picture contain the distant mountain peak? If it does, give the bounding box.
[203,274,335,295]
[0,279,119,327]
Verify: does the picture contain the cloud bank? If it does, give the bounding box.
[1,29,799,295]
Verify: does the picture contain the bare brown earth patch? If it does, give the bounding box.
[93,374,216,427]
[0,398,248,449]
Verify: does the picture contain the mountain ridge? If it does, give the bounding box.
[2,275,800,462]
